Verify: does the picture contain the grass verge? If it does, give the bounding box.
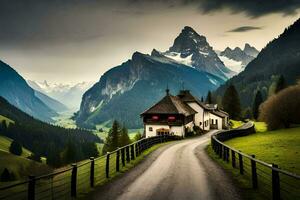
[206,145,265,200]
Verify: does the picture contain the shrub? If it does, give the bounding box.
[259,82,300,130]
[9,140,23,156]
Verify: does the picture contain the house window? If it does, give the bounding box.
[149,127,153,132]
[199,122,202,126]
[168,116,176,121]
[152,116,159,120]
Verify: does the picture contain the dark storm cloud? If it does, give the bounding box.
[0,0,299,48]
[129,0,300,17]
[227,26,262,33]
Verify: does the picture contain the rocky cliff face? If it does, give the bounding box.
[76,50,224,128]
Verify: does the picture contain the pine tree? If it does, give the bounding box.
[9,140,23,156]
[102,120,121,154]
[119,126,131,147]
[201,97,204,102]
[275,75,286,94]
[252,90,263,120]
[222,84,241,120]
[206,91,212,104]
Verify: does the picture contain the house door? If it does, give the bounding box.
[156,128,170,136]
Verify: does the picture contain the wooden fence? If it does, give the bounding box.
[0,135,180,200]
[211,122,300,200]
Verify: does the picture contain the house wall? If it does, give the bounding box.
[145,124,186,137]
[170,126,185,137]
[209,113,222,130]
[187,102,210,131]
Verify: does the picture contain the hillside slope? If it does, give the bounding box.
[0,60,57,122]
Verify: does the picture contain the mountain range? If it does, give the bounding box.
[27,80,94,110]
[218,44,259,73]
[75,26,230,128]
[215,18,300,109]
[0,60,58,122]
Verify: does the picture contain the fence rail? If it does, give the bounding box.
[0,135,180,200]
[211,122,300,200]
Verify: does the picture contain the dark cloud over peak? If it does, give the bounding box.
[196,0,300,17]
[227,26,263,33]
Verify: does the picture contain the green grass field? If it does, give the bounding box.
[225,127,300,174]
[0,151,51,183]
[208,121,300,199]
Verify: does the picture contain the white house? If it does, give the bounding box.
[141,89,229,138]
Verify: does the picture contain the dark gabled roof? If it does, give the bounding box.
[177,90,210,110]
[141,94,197,116]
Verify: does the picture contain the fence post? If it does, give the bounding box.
[116,148,120,172]
[71,164,77,198]
[126,146,130,163]
[131,144,135,160]
[28,175,35,200]
[232,150,236,168]
[272,164,280,200]
[121,148,125,167]
[238,152,243,175]
[90,157,95,188]
[226,148,230,162]
[219,144,223,158]
[223,146,226,161]
[135,143,138,157]
[251,155,258,189]
[106,153,110,178]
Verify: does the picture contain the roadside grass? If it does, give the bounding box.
[230,120,244,129]
[225,127,300,175]
[206,145,265,200]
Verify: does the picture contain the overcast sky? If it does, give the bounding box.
[0,0,299,83]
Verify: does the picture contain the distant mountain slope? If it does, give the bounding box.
[34,90,68,113]
[163,26,234,80]
[28,80,93,110]
[215,18,300,108]
[0,60,57,122]
[218,44,259,73]
[76,51,224,129]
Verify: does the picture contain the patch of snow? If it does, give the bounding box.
[199,51,209,57]
[207,76,219,86]
[164,52,194,67]
[218,55,245,74]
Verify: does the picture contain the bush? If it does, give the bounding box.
[259,82,300,130]
[193,126,203,135]
[9,140,23,156]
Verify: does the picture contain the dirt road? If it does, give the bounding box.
[88,131,242,200]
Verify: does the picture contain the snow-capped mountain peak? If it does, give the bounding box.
[162,26,234,80]
[218,44,260,74]
[27,80,94,110]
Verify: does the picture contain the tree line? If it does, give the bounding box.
[102,120,142,155]
[0,97,102,167]
[208,75,295,130]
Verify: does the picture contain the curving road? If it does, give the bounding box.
[88,131,242,200]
